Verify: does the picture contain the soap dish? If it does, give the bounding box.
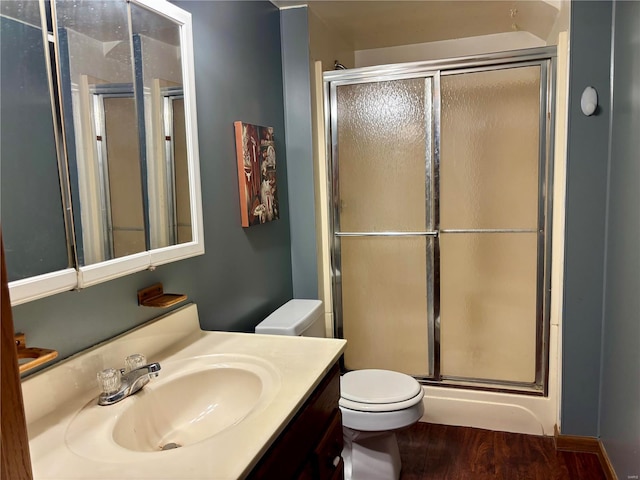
[15,333,58,374]
[137,283,187,308]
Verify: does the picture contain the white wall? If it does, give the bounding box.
[355,31,545,67]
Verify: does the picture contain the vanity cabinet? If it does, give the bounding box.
[248,363,344,480]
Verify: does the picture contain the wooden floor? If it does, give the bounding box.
[397,423,606,480]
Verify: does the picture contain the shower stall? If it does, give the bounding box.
[323,47,557,398]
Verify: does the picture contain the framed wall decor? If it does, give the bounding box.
[233,121,279,227]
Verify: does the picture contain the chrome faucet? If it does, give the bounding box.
[97,356,161,406]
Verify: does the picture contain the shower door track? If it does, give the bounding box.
[325,47,557,396]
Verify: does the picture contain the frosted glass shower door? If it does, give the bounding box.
[102,96,146,258]
[439,66,545,384]
[327,52,554,391]
[332,76,436,377]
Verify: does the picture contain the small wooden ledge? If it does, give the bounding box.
[137,283,187,308]
[15,333,58,374]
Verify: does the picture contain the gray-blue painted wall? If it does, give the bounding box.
[562,0,612,437]
[12,0,294,368]
[280,7,319,299]
[10,3,639,474]
[564,2,640,474]
[599,0,640,475]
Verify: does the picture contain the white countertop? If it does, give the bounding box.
[22,304,346,479]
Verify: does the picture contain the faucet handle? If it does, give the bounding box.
[97,368,121,394]
[124,353,146,372]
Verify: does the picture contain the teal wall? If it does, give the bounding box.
[12,1,294,369]
[10,3,639,474]
[562,0,612,437]
[281,7,319,299]
[598,0,640,476]
[564,2,639,475]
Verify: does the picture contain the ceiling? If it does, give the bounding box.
[273,1,563,51]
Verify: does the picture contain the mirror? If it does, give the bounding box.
[53,0,203,287]
[129,2,192,249]
[55,0,146,265]
[1,0,77,305]
[2,0,202,304]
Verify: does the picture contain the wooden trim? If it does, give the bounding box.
[553,425,618,480]
[553,424,600,453]
[234,121,250,228]
[596,441,618,480]
[1,234,33,479]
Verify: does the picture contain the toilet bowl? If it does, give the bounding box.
[339,369,424,480]
[255,300,425,480]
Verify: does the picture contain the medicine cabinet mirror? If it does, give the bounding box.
[1,0,77,305]
[3,0,203,305]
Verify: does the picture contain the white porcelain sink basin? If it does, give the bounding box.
[66,354,281,461]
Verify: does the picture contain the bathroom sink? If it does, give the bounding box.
[114,367,264,451]
[65,354,281,460]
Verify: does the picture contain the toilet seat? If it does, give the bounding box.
[339,390,423,412]
[340,369,423,412]
[340,397,425,432]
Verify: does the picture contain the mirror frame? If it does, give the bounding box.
[8,0,204,303]
[7,0,76,306]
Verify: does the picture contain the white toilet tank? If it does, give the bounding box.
[255,299,326,338]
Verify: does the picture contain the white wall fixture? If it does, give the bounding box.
[580,86,598,116]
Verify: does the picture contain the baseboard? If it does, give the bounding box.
[597,441,618,480]
[553,424,600,453]
[554,425,617,480]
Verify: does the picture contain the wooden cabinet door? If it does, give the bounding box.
[1,233,33,479]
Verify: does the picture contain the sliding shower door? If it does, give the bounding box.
[439,65,546,385]
[326,49,554,392]
[330,74,438,377]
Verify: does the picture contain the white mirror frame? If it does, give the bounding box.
[9,269,78,306]
[9,0,203,303]
[8,0,76,307]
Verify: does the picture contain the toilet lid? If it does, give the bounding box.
[341,369,422,404]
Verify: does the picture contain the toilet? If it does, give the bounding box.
[255,299,425,480]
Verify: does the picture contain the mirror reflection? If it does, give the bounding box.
[55,0,193,267]
[130,2,192,248]
[55,0,146,265]
[0,0,71,281]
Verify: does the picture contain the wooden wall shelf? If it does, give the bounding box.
[137,283,187,308]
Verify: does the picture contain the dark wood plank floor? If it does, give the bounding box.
[397,423,606,480]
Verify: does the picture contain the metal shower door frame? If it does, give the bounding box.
[90,84,137,260]
[327,70,440,379]
[324,46,557,395]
